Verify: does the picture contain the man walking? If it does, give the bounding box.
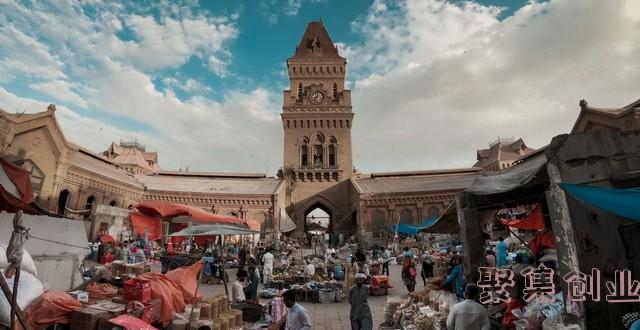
[262,247,274,285]
[382,247,392,276]
[349,273,373,330]
[283,289,311,330]
[446,284,490,330]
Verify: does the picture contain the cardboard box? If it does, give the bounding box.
[70,307,111,330]
[69,290,89,303]
[111,297,161,324]
[123,278,151,302]
[88,301,126,316]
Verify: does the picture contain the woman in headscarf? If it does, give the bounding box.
[401,257,417,293]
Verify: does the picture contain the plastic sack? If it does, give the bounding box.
[0,269,44,327]
[137,272,186,326]
[0,245,37,276]
[109,314,158,330]
[165,261,203,304]
[86,282,118,301]
[24,291,82,329]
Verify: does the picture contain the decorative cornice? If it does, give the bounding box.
[143,192,273,208]
[66,170,143,199]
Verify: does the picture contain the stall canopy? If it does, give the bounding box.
[420,203,460,234]
[467,153,547,196]
[130,211,163,240]
[134,200,247,227]
[0,157,40,214]
[279,209,297,233]
[496,204,545,230]
[560,183,640,221]
[393,217,438,235]
[169,224,262,237]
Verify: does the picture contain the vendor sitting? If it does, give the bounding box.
[490,274,527,330]
[304,258,316,278]
[232,269,248,303]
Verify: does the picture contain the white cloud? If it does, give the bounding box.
[0,86,148,153]
[29,80,88,108]
[0,25,66,81]
[0,0,285,173]
[347,0,640,172]
[163,77,212,94]
[81,58,282,171]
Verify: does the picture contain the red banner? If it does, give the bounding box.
[496,204,545,230]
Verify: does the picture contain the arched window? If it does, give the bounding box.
[84,195,96,219]
[109,200,117,207]
[311,134,324,168]
[256,213,268,238]
[297,83,302,99]
[328,137,337,167]
[399,208,413,224]
[332,83,337,100]
[14,159,44,195]
[372,210,386,239]
[57,189,70,216]
[301,144,309,167]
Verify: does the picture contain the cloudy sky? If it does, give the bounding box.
[0,0,638,174]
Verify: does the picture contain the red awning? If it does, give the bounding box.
[133,200,247,227]
[130,211,163,241]
[496,204,545,230]
[0,157,40,214]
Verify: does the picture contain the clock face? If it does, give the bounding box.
[310,91,324,104]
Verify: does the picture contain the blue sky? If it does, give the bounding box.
[0,0,638,174]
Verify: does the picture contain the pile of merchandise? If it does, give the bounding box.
[380,286,458,330]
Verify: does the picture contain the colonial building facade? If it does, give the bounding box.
[9,21,622,244]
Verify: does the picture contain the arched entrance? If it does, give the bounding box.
[57,189,70,216]
[304,203,332,249]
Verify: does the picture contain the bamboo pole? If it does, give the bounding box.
[0,273,29,329]
[10,267,21,329]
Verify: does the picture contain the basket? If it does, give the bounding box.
[319,289,335,304]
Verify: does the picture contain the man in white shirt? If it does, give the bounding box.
[283,289,311,330]
[305,260,315,278]
[447,283,490,330]
[261,248,274,285]
[232,269,248,304]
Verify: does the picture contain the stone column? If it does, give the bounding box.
[456,192,484,283]
[416,202,424,223]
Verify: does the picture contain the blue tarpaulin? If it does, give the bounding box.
[560,183,640,221]
[392,217,438,235]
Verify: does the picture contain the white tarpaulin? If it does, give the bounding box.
[169,224,261,236]
[467,153,547,196]
[279,209,297,233]
[0,212,89,290]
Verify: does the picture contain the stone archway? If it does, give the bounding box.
[297,195,338,233]
[304,203,332,234]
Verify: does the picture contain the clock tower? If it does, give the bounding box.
[281,21,355,237]
[282,21,353,182]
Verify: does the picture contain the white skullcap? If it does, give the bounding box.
[355,273,366,279]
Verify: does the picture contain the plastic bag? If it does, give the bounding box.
[0,245,37,277]
[25,291,82,329]
[0,269,44,327]
[86,282,118,300]
[109,314,158,330]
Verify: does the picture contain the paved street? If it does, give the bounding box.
[200,258,421,329]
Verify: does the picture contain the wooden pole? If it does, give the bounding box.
[0,274,29,330]
[187,262,204,329]
[10,266,21,329]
